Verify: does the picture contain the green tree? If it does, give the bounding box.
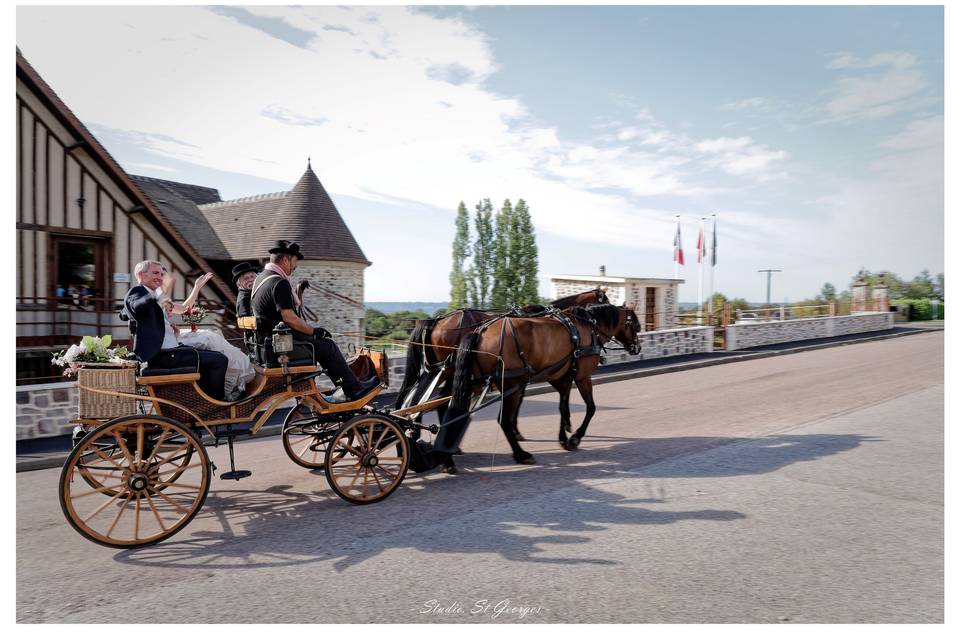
[514,199,540,305]
[904,269,936,299]
[819,282,837,302]
[364,308,391,337]
[449,201,471,308]
[490,199,513,308]
[506,199,524,304]
[470,198,494,307]
[935,272,945,300]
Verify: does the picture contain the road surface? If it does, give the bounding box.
[17,331,943,623]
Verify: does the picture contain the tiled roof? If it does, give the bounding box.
[199,164,370,264]
[131,176,232,261]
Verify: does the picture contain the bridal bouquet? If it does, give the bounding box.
[51,335,132,377]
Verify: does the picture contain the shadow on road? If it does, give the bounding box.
[112,431,874,571]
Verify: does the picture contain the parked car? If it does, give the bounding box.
[737,312,761,324]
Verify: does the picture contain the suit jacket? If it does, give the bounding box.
[122,285,166,362]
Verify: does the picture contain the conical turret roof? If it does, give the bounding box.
[272,163,368,263]
[198,162,370,264]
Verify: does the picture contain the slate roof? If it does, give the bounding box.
[137,175,221,206]
[198,164,370,264]
[131,176,232,261]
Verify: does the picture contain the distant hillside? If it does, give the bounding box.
[366,301,448,314]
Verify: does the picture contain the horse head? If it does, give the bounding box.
[618,303,641,355]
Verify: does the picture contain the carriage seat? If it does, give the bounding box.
[237,315,316,368]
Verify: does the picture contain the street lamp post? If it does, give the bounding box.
[758,269,782,307]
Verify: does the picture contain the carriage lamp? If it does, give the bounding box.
[272,321,294,354]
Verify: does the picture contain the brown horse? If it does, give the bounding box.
[395,288,610,435]
[431,303,640,473]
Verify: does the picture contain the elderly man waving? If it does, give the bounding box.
[123,261,229,400]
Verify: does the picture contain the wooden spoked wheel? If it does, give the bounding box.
[59,416,210,548]
[281,402,338,470]
[75,431,194,497]
[324,415,409,505]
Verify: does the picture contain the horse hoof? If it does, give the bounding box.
[453,448,464,455]
[566,436,581,450]
[514,453,536,465]
[441,462,458,475]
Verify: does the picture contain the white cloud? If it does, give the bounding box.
[823,50,927,121]
[879,114,943,151]
[722,96,770,111]
[695,137,789,178]
[826,50,917,70]
[826,70,927,120]
[16,4,791,254]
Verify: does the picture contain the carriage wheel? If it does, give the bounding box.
[324,415,409,505]
[76,431,194,496]
[281,402,340,470]
[59,416,210,548]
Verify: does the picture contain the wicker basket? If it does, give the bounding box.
[77,364,138,419]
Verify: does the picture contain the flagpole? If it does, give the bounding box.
[673,215,679,279]
[708,214,716,318]
[697,217,705,325]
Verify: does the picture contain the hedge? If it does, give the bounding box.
[892,299,945,321]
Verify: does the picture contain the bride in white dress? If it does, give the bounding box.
[159,272,255,400]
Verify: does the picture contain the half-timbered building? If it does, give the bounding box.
[15,49,370,385]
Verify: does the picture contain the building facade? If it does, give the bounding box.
[549,272,683,330]
[15,50,370,381]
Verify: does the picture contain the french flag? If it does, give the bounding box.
[673,220,684,266]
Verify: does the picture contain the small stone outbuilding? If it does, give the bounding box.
[549,271,683,330]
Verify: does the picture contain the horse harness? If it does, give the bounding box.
[483,307,603,384]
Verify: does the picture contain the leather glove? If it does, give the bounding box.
[313,327,332,340]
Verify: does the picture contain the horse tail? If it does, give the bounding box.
[433,331,480,455]
[395,318,435,409]
[449,331,480,413]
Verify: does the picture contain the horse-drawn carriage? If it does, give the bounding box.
[58,290,641,549]
[59,321,449,549]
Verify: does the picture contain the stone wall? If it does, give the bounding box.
[16,382,78,440]
[601,326,713,365]
[725,312,894,350]
[295,259,366,351]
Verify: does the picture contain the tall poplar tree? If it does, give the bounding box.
[449,201,471,308]
[506,199,524,304]
[471,198,494,308]
[490,199,513,308]
[514,199,540,304]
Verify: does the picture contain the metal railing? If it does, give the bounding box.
[16,296,235,349]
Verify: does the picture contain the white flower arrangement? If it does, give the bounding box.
[181,304,207,327]
[51,335,132,377]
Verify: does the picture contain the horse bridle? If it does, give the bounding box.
[594,308,641,356]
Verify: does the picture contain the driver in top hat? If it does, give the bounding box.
[251,240,378,402]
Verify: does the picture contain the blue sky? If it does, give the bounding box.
[17,5,944,302]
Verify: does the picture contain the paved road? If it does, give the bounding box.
[17,331,943,623]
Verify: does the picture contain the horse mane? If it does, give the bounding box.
[583,303,622,328]
[550,288,604,308]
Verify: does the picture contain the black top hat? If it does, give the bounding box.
[267,240,304,260]
[231,261,259,284]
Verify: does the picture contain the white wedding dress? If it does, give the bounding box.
[177,329,256,400]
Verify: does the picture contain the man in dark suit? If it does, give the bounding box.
[124,260,228,400]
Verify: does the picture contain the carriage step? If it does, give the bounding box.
[220,470,252,481]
